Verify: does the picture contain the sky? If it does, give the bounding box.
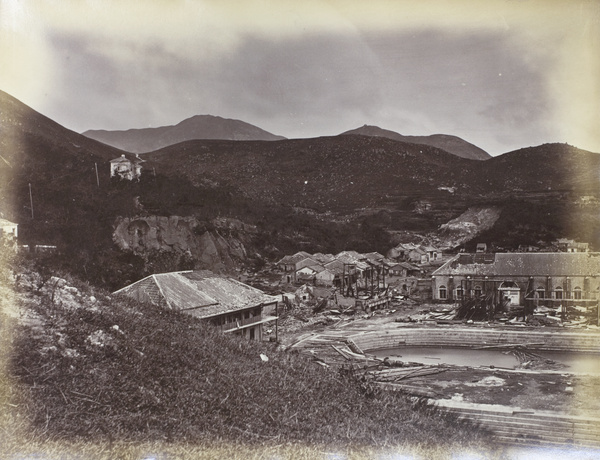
[1,0,599,156]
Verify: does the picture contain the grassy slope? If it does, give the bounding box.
[1,257,492,457]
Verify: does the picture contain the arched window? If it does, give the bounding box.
[474,286,482,297]
[439,285,447,299]
[536,287,545,299]
[573,287,582,300]
[555,286,563,300]
[456,287,464,299]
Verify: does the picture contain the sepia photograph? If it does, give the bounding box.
[1,1,599,458]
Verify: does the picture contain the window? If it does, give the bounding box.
[439,286,447,299]
[574,287,582,300]
[555,287,563,300]
[456,287,464,299]
[536,288,545,299]
[474,286,482,297]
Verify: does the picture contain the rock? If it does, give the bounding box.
[64,286,79,295]
[86,330,114,348]
[48,276,67,288]
[112,215,249,272]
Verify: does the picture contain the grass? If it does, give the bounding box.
[0,258,503,458]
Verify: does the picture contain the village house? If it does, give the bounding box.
[295,265,318,283]
[276,249,403,290]
[387,243,440,265]
[431,252,600,308]
[554,238,589,253]
[0,218,18,242]
[421,245,441,262]
[389,261,421,278]
[110,154,143,180]
[276,251,312,272]
[407,246,428,264]
[293,285,334,308]
[114,270,278,341]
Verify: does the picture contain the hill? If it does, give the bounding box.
[340,125,491,160]
[0,89,131,245]
[82,115,286,153]
[143,136,600,248]
[143,135,475,213]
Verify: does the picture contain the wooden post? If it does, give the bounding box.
[28,183,34,219]
[95,163,100,187]
[276,296,281,343]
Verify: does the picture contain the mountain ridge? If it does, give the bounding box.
[340,124,491,160]
[82,114,286,153]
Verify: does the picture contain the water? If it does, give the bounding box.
[371,346,519,368]
[370,346,600,373]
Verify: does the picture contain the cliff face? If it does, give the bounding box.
[112,216,249,272]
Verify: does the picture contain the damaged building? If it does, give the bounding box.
[431,252,600,309]
[114,270,278,340]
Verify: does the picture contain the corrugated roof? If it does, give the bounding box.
[432,253,600,277]
[115,270,277,318]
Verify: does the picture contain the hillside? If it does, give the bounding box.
[143,136,600,248]
[0,89,132,245]
[143,135,475,213]
[340,125,491,160]
[0,89,126,220]
[470,143,600,193]
[0,258,488,455]
[83,115,286,153]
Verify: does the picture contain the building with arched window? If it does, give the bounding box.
[431,252,600,308]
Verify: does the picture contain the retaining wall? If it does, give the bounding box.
[349,327,600,354]
[433,400,600,448]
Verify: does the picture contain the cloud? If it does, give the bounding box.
[1,0,598,154]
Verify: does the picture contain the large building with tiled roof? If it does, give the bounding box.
[431,252,600,307]
[114,271,278,340]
